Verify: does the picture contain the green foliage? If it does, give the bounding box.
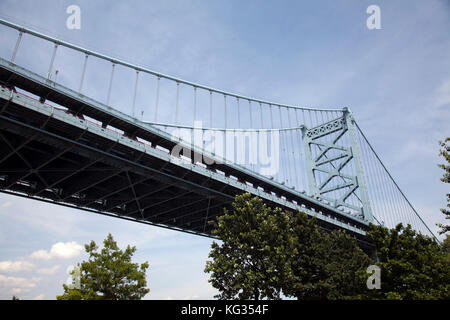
[442,235,450,254]
[281,210,331,299]
[207,194,450,300]
[205,193,371,300]
[57,233,149,300]
[365,223,450,300]
[323,230,372,299]
[204,194,287,299]
[438,137,450,235]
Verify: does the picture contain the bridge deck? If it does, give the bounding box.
[0,59,373,248]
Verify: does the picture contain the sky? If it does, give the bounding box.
[0,0,449,300]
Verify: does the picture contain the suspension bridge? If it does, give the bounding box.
[0,19,438,250]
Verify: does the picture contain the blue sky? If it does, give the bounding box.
[0,0,449,299]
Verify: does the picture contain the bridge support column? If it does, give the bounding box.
[344,108,373,222]
[300,108,373,223]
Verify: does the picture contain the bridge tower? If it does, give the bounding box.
[301,108,373,223]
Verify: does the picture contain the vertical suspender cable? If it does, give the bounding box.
[106,63,115,106]
[308,110,313,130]
[362,133,396,226]
[269,104,274,129]
[248,100,253,172]
[302,109,307,128]
[295,109,306,191]
[193,86,197,124]
[319,110,325,125]
[295,108,300,126]
[283,109,293,186]
[258,103,264,176]
[237,98,241,128]
[47,43,58,79]
[209,91,213,127]
[154,76,160,122]
[314,110,319,128]
[175,82,180,124]
[375,152,395,227]
[224,94,227,129]
[288,108,299,189]
[259,103,264,128]
[269,104,277,180]
[359,129,385,225]
[278,106,289,185]
[355,123,438,241]
[79,54,88,93]
[385,169,403,226]
[132,70,139,118]
[248,100,253,128]
[368,142,391,226]
[11,31,23,62]
[297,128,306,191]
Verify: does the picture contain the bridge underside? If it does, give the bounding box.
[0,61,374,251]
[0,105,234,235]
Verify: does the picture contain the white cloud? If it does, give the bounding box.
[37,265,61,275]
[34,293,45,300]
[11,288,29,294]
[0,274,41,291]
[0,260,35,273]
[30,250,51,260]
[30,242,83,260]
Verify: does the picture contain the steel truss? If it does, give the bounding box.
[301,109,373,222]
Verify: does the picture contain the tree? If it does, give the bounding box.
[204,194,289,299]
[205,193,372,300]
[281,210,331,299]
[283,212,371,300]
[365,223,449,300]
[442,235,450,254]
[438,137,450,235]
[57,233,150,300]
[323,230,372,300]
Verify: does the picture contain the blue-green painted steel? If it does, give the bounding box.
[301,111,373,222]
[344,108,373,222]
